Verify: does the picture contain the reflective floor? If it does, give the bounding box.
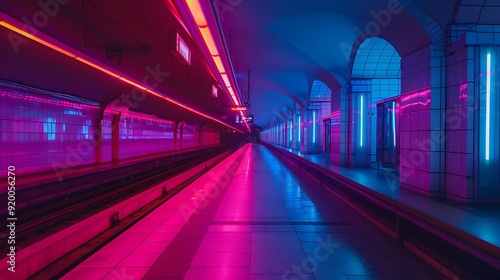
[64,144,441,279]
[280,146,500,249]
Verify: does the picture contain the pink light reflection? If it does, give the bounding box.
[229,147,254,220]
[400,89,431,111]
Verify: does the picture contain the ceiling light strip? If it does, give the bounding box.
[184,0,247,115]
[184,0,250,132]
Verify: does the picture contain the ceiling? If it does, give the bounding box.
[215,0,463,128]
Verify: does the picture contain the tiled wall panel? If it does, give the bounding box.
[182,124,199,149]
[330,87,342,163]
[0,82,218,177]
[444,36,473,201]
[118,114,175,160]
[0,84,100,177]
[100,113,113,162]
[201,128,219,146]
[399,45,446,197]
[349,80,371,165]
[330,85,349,165]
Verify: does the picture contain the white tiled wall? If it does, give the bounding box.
[445,36,473,202]
[400,46,435,196]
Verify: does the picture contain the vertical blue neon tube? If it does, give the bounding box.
[298,116,301,142]
[486,51,491,161]
[392,102,396,147]
[312,111,316,143]
[360,95,364,147]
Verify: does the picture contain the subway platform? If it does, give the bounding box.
[62,144,441,280]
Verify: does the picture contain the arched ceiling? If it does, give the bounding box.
[352,37,401,79]
[455,1,500,24]
[310,80,332,103]
[218,0,464,128]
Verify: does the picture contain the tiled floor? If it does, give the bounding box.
[277,146,500,249]
[63,144,442,279]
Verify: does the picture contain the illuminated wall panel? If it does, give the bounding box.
[445,36,472,201]
[201,127,219,146]
[100,113,113,162]
[309,80,332,154]
[349,37,401,167]
[312,111,316,143]
[330,86,347,165]
[350,80,371,165]
[260,125,278,145]
[118,114,175,160]
[399,44,444,197]
[478,46,500,198]
[293,113,302,151]
[302,108,323,154]
[444,30,500,202]
[182,124,199,149]
[0,83,100,177]
[278,122,283,146]
[260,122,290,148]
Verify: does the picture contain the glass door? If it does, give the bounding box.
[323,118,331,153]
[376,99,399,168]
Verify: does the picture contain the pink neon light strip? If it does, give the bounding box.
[183,0,250,131]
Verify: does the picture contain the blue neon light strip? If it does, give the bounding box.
[360,95,364,147]
[392,102,396,147]
[486,52,491,161]
[312,111,316,143]
[289,121,292,141]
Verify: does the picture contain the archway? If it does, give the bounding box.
[308,80,332,153]
[350,37,401,169]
